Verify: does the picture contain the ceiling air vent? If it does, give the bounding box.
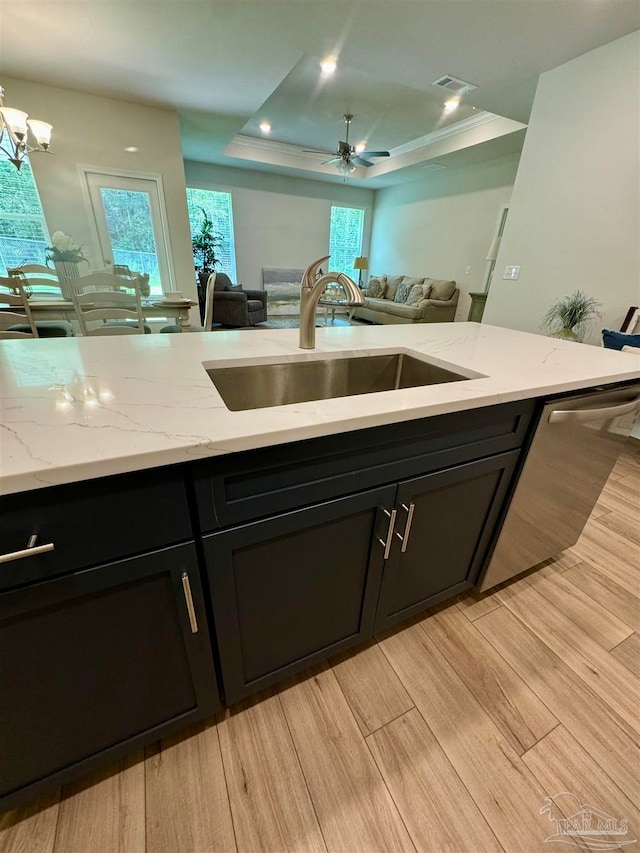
[432,75,478,94]
[420,163,447,172]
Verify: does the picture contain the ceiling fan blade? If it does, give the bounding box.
[360,150,390,158]
[322,157,342,165]
[352,156,374,167]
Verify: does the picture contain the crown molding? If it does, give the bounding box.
[229,110,498,162]
[224,109,525,182]
[230,134,329,161]
[390,111,498,157]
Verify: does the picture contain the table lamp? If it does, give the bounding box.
[353,257,368,287]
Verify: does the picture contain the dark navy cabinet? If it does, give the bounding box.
[0,398,537,811]
[204,485,396,704]
[198,403,535,703]
[374,451,520,632]
[0,471,220,813]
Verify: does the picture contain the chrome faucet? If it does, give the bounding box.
[299,256,364,349]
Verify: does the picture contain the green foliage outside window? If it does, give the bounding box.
[0,161,50,273]
[186,188,237,282]
[328,206,365,277]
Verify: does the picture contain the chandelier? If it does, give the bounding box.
[0,85,53,170]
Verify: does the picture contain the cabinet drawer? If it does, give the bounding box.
[0,542,219,811]
[0,466,193,591]
[192,400,535,531]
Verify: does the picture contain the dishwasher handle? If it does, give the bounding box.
[548,396,640,424]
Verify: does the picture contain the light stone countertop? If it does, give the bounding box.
[1,322,639,496]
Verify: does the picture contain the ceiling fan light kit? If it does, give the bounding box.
[338,159,356,175]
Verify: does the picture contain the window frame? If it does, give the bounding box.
[0,160,51,276]
[185,185,238,285]
[328,204,366,278]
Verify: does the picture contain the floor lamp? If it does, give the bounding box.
[353,257,368,287]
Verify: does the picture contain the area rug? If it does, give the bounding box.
[209,316,301,331]
[210,315,361,331]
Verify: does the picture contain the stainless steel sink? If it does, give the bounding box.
[206,352,478,411]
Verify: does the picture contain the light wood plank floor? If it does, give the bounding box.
[2,442,639,853]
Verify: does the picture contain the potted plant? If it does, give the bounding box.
[541,290,603,342]
[192,207,224,321]
[46,231,89,297]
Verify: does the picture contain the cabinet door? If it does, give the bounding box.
[0,544,219,811]
[374,451,519,632]
[205,485,396,704]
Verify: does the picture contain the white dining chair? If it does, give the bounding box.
[8,266,75,337]
[68,273,147,336]
[0,278,38,338]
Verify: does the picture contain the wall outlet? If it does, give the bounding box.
[465,265,471,275]
[503,265,520,280]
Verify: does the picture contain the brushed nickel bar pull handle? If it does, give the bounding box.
[400,502,415,553]
[181,572,199,634]
[0,539,55,564]
[549,396,640,424]
[378,508,397,560]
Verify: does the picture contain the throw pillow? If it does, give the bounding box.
[213,273,235,291]
[427,279,456,301]
[403,277,426,290]
[602,329,640,351]
[366,276,387,299]
[406,283,432,306]
[385,281,400,300]
[394,279,414,303]
[385,275,404,301]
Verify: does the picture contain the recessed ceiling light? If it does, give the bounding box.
[320,57,337,75]
[259,121,271,134]
[444,98,460,113]
[124,146,138,152]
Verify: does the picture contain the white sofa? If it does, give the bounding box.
[353,275,459,325]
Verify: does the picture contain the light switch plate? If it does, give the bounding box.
[503,265,520,280]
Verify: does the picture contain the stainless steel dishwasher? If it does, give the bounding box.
[478,383,640,592]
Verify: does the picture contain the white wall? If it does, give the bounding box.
[3,76,196,300]
[368,154,519,319]
[184,162,374,289]
[484,32,640,343]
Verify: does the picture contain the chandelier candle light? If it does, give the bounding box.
[0,85,53,170]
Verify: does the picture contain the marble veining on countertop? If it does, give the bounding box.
[1,323,639,495]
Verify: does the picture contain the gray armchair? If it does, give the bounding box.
[205,273,267,328]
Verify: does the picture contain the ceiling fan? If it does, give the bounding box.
[305,114,390,174]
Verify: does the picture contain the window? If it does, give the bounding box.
[185,188,237,283]
[0,161,49,275]
[328,205,365,277]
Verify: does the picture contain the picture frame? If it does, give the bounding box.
[620,306,640,333]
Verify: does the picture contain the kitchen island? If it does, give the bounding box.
[1,323,639,811]
[1,322,639,495]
